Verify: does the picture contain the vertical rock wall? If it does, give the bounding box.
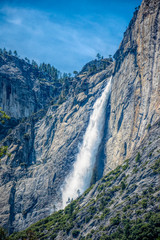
[105,0,160,173]
[0,54,56,119]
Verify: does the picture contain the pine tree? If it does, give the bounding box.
[73,70,78,76]
[8,50,12,55]
[96,53,101,60]
[3,48,7,54]
[32,60,38,68]
[24,57,30,63]
[14,50,18,57]
[77,189,80,197]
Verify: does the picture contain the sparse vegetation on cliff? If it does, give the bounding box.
[8,121,160,239]
[0,107,10,124]
[0,0,160,237]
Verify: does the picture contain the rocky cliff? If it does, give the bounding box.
[0,53,113,233]
[9,119,160,240]
[105,0,160,173]
[0,54,58,119]
[0,0,160,235]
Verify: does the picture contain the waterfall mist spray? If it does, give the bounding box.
[61,77,112,208]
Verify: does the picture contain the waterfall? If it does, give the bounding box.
[61,77,112,208]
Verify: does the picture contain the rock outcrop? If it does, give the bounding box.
[0,0,159,234]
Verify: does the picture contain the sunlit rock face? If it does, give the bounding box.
[0,0,159,234]
[105,0,160,172]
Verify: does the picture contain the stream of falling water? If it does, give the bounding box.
[61,77,112,208]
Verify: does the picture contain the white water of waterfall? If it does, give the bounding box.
[61,77,112,208]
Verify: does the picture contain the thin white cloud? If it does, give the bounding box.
[0,6,124,72]
[8,17,22,25]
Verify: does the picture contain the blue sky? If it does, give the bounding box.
[0,0,142,73]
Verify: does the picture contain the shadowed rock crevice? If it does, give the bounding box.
[117,109,123,132]
[91,94,111,184]
[8,182,16,234]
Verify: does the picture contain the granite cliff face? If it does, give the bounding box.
[105,0,160,173]
[0,54,113,233]
[0,54,58,119]
[0,0,160,235]
[9,119,160,240]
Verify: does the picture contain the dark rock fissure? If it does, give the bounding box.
[117,109,123,132]
[8,181,16,234]
[28,118,36,165]
[91,94,111,184]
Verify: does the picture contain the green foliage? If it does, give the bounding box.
[14,50,17,56]
[8,154,160,240]
[121,181,126,190]
[73,70,78,76]
[64,201,75,216]
[151,158,160,174]
[123,204,131,212]
[83,185,94,196]
[25,229,37,240]
[85,215,91,224]
[0,226,8,240]
[0,146,9,162]
[127,213,160,240]
[104,212,160,240]
[111,165,121,175]
[133,166,138,173]
[8,50,12,55]
[141,199,148,209]
[10,208,69,239]
[51,233,57,239]
[32,60,38,68]
[101,208,110,220]
[84,205,97,224]
[85,232,93,239]
[99,196,112,211]
[96,53,102,60]
[88,206,96,215]
[98,184,105,192]
[135,152,141,163]
[100,235,111,240]
[24,57,30,63]
[0,48,73,89]
[122,163,129,171]
[146,123,151,130]
[39,62,59,80]
[65,222,74,234]
[110,214,121,226]
[0,108,10,124]
[101,166,123,189]
[72,229,80,238]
